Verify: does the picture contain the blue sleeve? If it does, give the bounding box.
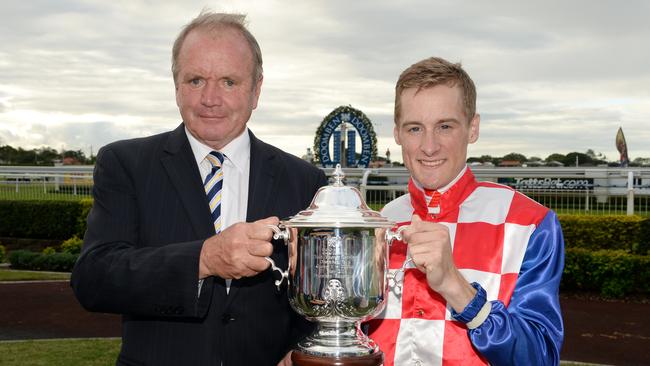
[469,211,565,366]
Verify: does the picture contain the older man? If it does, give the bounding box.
[72,11,326,366]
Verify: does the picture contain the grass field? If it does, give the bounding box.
[0,338,604,366]
[0,184,91,201]
[0,269,71,281]
[0,338,121,366]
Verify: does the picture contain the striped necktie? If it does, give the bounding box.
[204,151,225,233]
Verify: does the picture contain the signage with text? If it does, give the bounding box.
[497,177,594,190]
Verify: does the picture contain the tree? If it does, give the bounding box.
[584,149,608,165]
[501,152,527,163]
[479,155,500,165]
[62,150,89,164]
[563,152,595,166]
[585,149,597,159]
[13,147,36,165]
[37,147,60,165]
[466,155,499,165]
[545,153,566,163]
[631,157,650,167]
[0,145,17,164]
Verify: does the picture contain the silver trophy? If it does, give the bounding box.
[268,165,403,366]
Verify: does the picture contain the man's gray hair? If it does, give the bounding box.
[171,11,263,87]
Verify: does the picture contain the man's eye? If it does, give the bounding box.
[224,79,235,87]
[407,126,421,133]
[189,78,203,87]
[438,124,453,133]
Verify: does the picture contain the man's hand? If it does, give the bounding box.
[402,214,475,312]
[277,351,292,366]
[198,216,279,279]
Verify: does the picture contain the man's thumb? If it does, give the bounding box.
[256,216,280,225]
[411,214,422,223]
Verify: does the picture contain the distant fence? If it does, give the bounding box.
[333,166,650,217]
[2,165,650,216]
[0,166,93,201]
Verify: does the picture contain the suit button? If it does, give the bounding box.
[222,313,235,323]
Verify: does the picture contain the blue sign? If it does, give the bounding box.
[318,110,373,168]
[333,131,341,164]
[347,130,356,167]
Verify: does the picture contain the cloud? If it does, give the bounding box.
[0,0,649,162]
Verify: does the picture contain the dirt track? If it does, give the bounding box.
[1,282,649,365]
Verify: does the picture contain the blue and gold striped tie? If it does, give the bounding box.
[204,151,224,233]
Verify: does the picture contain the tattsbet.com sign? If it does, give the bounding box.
[498,177,594,190]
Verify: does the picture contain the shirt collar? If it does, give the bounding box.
[411,165,468,194]
[408,165,478,220]
[185,126,250,172]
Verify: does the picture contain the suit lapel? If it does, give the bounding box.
[226,130,277,305]
[160,124,214,240]
[246,130,277,222]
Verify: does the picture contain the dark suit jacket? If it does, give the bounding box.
[71,124,327,366]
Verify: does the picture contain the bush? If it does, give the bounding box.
[42,246,56,255]
[60,236,83,255]
[0,200,90,240]
[562,248,650,298]
[558,215,649,255]
[8,249,78,272]
[0,244,6,263]
[76,198,93,237]
[32,252,78,272]
[8,250,40,269]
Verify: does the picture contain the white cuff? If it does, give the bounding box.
[467,301,491,329]
[197,279,204,297]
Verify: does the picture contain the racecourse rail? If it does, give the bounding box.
[1,165,649,216]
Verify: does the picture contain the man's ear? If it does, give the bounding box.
[251,74,263,110]
[468,113,480,143]
[394,124,401,145]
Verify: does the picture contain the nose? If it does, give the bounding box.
[201,82,223,107]
[419,131,440,156]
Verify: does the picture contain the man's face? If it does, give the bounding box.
[175,28,262,150]
[394,84,480,190]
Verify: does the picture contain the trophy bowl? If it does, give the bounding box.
[269,165,402,366]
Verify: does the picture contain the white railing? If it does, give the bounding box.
[1,165,649,215]
[340,167,650,216]
[0,167,94,200]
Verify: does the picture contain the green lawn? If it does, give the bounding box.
[0,338,121,366]
[0,338,599,365]
[0,184,91,201]
[0,268,71,281]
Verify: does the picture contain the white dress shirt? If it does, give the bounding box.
[185,126,251,293]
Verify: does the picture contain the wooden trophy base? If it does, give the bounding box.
[292,350,384,366]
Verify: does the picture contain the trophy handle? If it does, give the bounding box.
[385,225,412,295]
[265,224,291,290]
[385,225,408,245]
[267,224,291,242]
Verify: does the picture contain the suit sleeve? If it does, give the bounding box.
[70,147,211,318]
[469,211,565,365]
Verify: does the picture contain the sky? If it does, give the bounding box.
[1,0,648,163]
